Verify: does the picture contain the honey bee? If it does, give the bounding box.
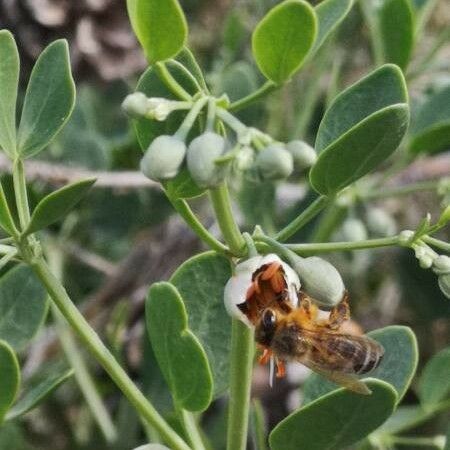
[254,292,385,395]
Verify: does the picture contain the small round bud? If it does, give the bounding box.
[399,230,414,246]
[141,135,186,181]
[290,256,345,307]
[366,207,397,237]
[432,255,450,275]
[286,140,317,170]
[122,92,149,118]
[419,255,433,269]
[255,144,294,181]
[341,218,368,242]
[438,273,450,299]
[187,132,228,188]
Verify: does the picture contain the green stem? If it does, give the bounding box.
[216,108,248,136]
[179,410,206,450]
[47,245,118,444]
[226,320,254,450]
[388,435,444,448]
[30,257,191,450]
[209,184,245,255]
[175,96,209,141]
[168,196,230,255]
[275,195,330,242]
[229,81,277,112]
[422,235,450,253]
[283,235,401,254]
[362,179,444,200]
[155,62,192,101]
[12,159,31,229]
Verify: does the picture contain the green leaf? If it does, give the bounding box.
[176,48,208,92]
[373,405,430,435]
[18,40,75,158]
[409,84,450,154]
[24,178,96,236]
[0,182,17,236]
[170,252,232,396]
[134,62,200,150]
[313,0,354,53]
[0,423,30,450]
[0,30,19,157]
[418,347,450,410]
[163,168,205,200]
[310,64,409,195]
[252,0,317,84]
[0,265,48,351]
[146,282,213,411]
[379,0,415,70]
[0,340,20,423]
[303,326,418,405]
[5,367,73,421]
[127,0,187,63]
[270,379,397,450]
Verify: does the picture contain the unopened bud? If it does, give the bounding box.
[432,255,450,275]
[419,255,433,269]
[341,218,368,242]
[141,135,186,181]
[255,144,293,181]
[187,132,228,188]
[438,274,450,299]
[122,92,149,118]
[290,256,345,307]
[366,208,397,237]
[286,140,317,170]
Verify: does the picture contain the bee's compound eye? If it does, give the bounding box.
[262,309,276,329]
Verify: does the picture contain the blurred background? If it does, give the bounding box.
[0,0,449,449]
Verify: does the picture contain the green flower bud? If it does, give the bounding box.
[341,218,368,242]
[122,92,149,118]
[187,132,228,188]
[141,135,186,181]
[290,256,345,307]
[286,140,317,170]
[366,207,397,237]
[419,255,433,269]
[255,144,293,181]
[432,255,450,275]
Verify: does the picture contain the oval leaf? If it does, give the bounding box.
[379,0,415,70]
[311,64,409,195]
[409,84,450,154]
[146,282,213,411]
[270,379,397,450]
[313,0,354,53]
[127,0,187,63]
[5,367,73,421]
[303,326,418,405]
[418,346,450,410]
[170,252,232,396]
[18,40,75,158]
[0,340,20,423]
[0,265,48,351]
[0,30,19,157]
[25,178,96,236]
[252,0,317,84]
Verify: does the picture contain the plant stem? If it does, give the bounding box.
[309,202,348,243]
[275,195,330,242]
[30,257,191,450]
[179,409,206,450]
[12,158,31,229]
[216,108,248,136]
[155,62,192,102]
[388,435,444,448]
[226,320,254,450]
[283,235,401,254]
[362,179,444,200]
[168,196,230,255]
[422,235,450,253]
[47,245,118,444]
[209,184,245,255]
[229,81,277,112]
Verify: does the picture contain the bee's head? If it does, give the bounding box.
[255,308,277,346]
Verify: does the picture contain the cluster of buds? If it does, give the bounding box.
[122,92,317,190]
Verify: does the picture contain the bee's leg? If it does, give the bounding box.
[327,291,350,330]
[275,359,286,378]
[298,291,318,320]
[258,346,273,365]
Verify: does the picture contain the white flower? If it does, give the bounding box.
[224,254,300,327]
